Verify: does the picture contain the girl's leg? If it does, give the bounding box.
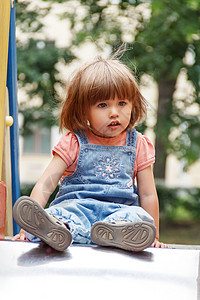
[102,205,154,224]
[25,198,104,245]
[46,204,92,244]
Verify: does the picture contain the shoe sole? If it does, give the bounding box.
[91,221,156,252]
[13,196,72,251]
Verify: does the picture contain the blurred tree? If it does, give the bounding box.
[16,0,75,136]
[16,0,200,180]
[128,0,200,178]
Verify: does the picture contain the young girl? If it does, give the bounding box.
[13,56,166,251]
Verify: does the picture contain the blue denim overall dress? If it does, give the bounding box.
[45,129,154,244]
[26,129,154,244]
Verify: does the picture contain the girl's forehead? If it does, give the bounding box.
[97,97,128,102]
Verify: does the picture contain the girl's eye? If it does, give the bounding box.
[97,103,107,108]
[119,101,127,106]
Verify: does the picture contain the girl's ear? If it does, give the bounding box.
[84,108,89,123]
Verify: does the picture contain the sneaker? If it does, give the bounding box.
[91,220,156,252]
[13,196,72,251]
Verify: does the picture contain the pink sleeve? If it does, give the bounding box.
[134,132,155,179]
[52,132,79,167]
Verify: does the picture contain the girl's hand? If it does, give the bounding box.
[12,228,28,241]
[152,238,168,248]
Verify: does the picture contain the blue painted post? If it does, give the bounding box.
[7,1,21,235]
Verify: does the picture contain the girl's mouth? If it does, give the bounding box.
[108,121,120,127]
[108,121,120,128]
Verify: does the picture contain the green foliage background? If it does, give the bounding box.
[16,0,200,242]
[16,0,200,178]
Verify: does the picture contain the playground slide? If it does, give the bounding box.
[0,4,199,300]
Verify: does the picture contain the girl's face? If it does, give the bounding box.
[87,97,132,138]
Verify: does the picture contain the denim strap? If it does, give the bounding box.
[126,129,138,148]
[75,130,89,145]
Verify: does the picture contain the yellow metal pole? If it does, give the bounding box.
[0,0,11,180]
[2,89,13,236]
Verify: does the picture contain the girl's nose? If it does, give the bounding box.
[109,105,119,118]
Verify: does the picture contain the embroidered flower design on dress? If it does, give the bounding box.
[94,155,123,181]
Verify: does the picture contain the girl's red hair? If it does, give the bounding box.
[60,57,147,132]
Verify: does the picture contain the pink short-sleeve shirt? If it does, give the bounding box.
[53,130,155,182]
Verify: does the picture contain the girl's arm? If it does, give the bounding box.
[30,154,68,207]
[12,154,67,241]
[136,166,167,248]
